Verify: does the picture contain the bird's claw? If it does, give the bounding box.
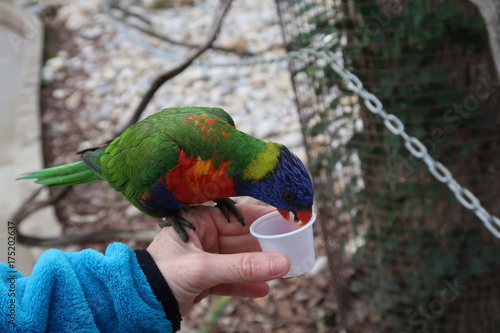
[214,198,245,226]
[159,213,195,242]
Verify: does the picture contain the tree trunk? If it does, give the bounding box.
[469,0,500,78]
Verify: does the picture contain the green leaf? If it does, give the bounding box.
[200,296,232,333]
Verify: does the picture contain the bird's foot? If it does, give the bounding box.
[159,212,195,242]
[214,198,245,226]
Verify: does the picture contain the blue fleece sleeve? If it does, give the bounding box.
[0,243,173,332]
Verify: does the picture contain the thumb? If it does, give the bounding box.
[200,252,290,287]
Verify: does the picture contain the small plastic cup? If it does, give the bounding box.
[250,211,317,278]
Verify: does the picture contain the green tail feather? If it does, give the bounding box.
[17,161,99,187]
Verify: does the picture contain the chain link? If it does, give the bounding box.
[103,7,500,238]
[362,93,384,115]
[405,137,428,158]
[384,114,405,135]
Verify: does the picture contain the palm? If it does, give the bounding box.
[181,205,269,254]
[147,204,276,316]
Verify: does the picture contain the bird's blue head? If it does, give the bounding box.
[237,144,314,225]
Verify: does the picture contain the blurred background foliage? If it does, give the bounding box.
[277,0,500,331]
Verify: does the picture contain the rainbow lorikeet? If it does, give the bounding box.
[18,107,314,241]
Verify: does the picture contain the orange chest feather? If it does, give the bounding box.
[164,150,236,204]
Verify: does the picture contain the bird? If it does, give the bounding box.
[18,107,314,241]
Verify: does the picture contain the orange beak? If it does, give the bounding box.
[296,210,313,225]
[278,209,313,225]
[278,208,291,220]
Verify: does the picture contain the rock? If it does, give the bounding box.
[77,0,101,12]
[93,83,114,97]
[81,25,103,39]
[77,140,94,151]
[46,55,66,71]
[52,89,68,99]
[52,122,70,133]
[96,120,112,130]
[65,11,91,31]
[58,50,70,59]
[118,67,135,81]
[251,89,268,101]
[218,35,249,53]
[294,289,310,302]
[64,91,84,110]
[125,205,142,218]
[57,3,92,30]
[54,71,67,81]
[234,83,253,97]
[42,66,56,82]
[91,107,113,121]
[43,54,68,82]
[101,67,116,81]
[253,121,274,139]
[279,131,304,148]
[57,4,78,21]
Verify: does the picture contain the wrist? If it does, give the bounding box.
[134,249,182,332]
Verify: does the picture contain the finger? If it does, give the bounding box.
[233,204,275,224]
[217,233,262,254]
[210,282,270,298]
[181,204,275,238]
[180,205,249,236]
[212,204,275,235]
[196,252,290,289]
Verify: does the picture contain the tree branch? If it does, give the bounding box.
[109,1,152,25]
[110,3,254,57]
[10,185,158,246]
[119,0,234,132]
[17,229,157,246]
[10,186,71,225]
[469,0,500,79]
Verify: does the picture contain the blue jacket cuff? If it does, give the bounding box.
[135,249,182,331]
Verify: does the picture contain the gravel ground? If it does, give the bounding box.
[35,0,337,331]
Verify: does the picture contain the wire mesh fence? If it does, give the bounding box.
[276,0,500,331]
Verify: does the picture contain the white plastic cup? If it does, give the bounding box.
[250,211,317,278]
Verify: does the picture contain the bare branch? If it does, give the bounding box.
[9,186,158,247]
[109,2,152,25]
[10,186,71,225]
[119,0,234,132]
[110,4,254,57]
[17,228,157,247]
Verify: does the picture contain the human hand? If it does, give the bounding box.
[146,204,291,316]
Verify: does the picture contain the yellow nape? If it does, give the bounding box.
[243,143,281,181]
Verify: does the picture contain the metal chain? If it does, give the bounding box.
[309,49,500,238]
[102,3,500,238]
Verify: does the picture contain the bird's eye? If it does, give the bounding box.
[283,192,296,201]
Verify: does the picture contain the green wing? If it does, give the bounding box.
[82,107,235,198]
[159,106,236,127]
